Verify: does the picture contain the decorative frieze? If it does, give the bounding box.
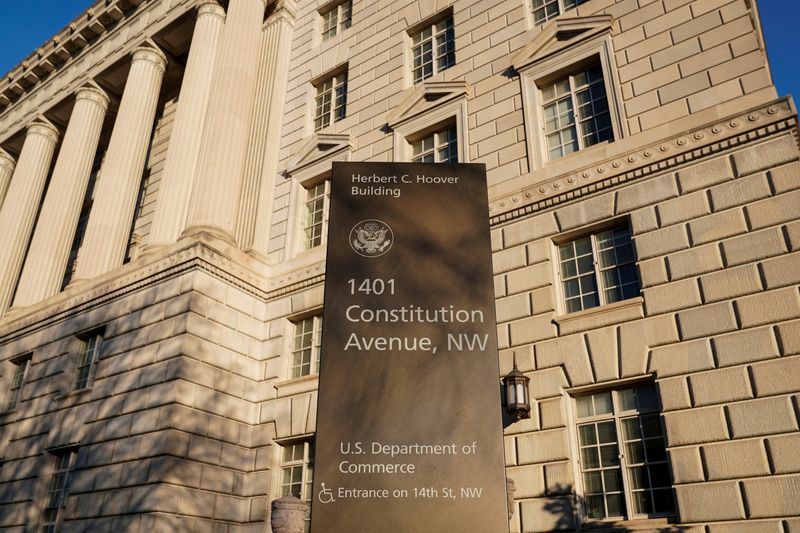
[489,98,797,225]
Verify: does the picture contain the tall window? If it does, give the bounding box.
[542,64,613,161]
[74,330,103,390]
[314,71,348,131]
[280,441,315,502]
[321,0,352,41]
[303,181,329,250]
[41,449,77,532]
[575,384,674,520]
[411,16,455,83]
[532,0,589,26]
[411,126,458,163]
[558,225,639,314]
[291,316,323,378]
[6,355,31,410]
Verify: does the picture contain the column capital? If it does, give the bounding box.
[132,46,168,73]
[27,121,60,143]
[197,0,226,19]
[265,0,297,28]
[0,148,15,170]
[76,86,110,110]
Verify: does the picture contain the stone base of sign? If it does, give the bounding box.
[271,496,308,533]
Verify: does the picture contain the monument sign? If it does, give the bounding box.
[310,162,509,532]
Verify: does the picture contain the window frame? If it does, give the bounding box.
[313,69,348,132]
[40,448,78,533]
[540,64,614,162]
[529,0,590,27]
[554,223,640,315]
[5,353,31,411]
[73,329,104,390]
[302,180,331,251]
[319,0,352,42]
[569,383,675,523]
[410,123,459,163]
[515,19,625,171]
[289,314,323,379]
[279,440,316,503]
[408,13,456,84]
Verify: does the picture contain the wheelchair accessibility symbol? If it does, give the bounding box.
[318,483,335,504]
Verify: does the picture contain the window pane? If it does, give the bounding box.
[586,494,604,518]
[600,444,619,467]
[653,489,676,514]
[581,447,600,469]
[578,423,596,444]
[584,471,603,493]
[594,392,613,415]
[606,493,625,517]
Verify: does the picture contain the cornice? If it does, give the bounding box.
[0,238,325,346]
[489,98,798,226]
[0,0,197,141]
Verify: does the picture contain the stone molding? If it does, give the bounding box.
[0,0,197,143]
[386,80,472,130]
[0,236,326,345]
[510,14,614,73]
[489,97,798,225]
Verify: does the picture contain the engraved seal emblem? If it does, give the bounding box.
[350,219,393,257]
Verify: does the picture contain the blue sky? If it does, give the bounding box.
[0,1,797,98]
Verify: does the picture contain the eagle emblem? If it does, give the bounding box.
[350,220,393,257]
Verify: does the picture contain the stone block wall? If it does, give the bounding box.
[495,130,800,531]
[0,265,290,532]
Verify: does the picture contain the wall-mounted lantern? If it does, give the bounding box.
[503,356,531,421]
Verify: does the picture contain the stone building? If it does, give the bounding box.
[0,0,798,531]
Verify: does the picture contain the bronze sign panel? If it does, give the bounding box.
[311,162,509,532]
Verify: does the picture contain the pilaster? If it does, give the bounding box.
[13,87,110,307]
[72,46,167,281]
[0,121,60,314]
[183,0,268,244]
[148,0,226,248]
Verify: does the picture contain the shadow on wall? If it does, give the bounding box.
[533,486,693,532]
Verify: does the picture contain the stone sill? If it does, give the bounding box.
[580,516,678,531]
[275,375,319,398]
[553,297,644,335]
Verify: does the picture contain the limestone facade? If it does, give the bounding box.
[0,0,797,532]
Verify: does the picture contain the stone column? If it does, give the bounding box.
[183,0,267,244]
[73,46,167,281]
[238,0,297,256]
[13,87,110,307]
[148,0,225,247]
[0,121,60,314]
[0,149,16,207]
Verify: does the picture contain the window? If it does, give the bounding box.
[314,71,348,131]
[280,441,315,502]
[575,384,674,521]
[542,64,613,161]
[73,330,103,390]
[303,181,330,249]
[321,0,352,41]
[411,125,458,163]
[41,449,77,532]
[6,355,31,410]
[411,16,455,83]
[532,0,589,26]
[558,225,639,314]
[291,316,323,378]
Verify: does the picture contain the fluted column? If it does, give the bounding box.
[0,149,16,207]
[183,0,267,244]
[0,121,60,314]
[148,1,225,247]
[238,0,297,255]
[13,87,110,307]
[73,46,167,281]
